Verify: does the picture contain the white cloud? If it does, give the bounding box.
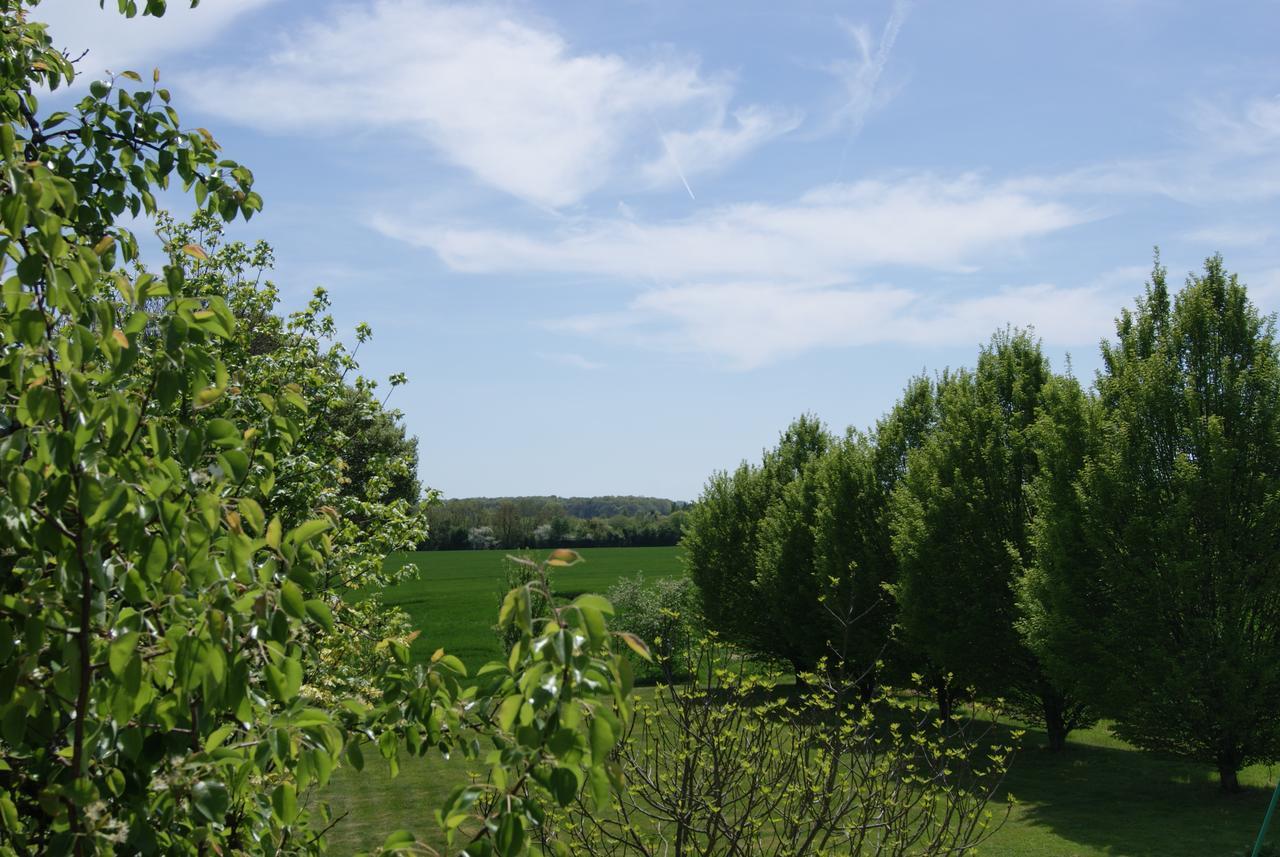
[1009,96,1280,205]
[36,0,274,80]
[825,0,912,136]
[181,0,788,207]
[1185,95,1280,157]
[1183,224,1274,248]
[640,105,802,195]
[373,173,1084,283]
[549,280,1121,370]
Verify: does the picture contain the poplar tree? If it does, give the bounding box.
[1035,257,1280,790]
[891,331,1088,748]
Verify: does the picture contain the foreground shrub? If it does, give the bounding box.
[0,4,636,853]
[557,641,1015,856]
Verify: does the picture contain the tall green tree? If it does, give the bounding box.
[808,431,897,686]
[752,415,833,671]
[684,415,830,669]
[1034,257,1280,790]
[891,332,1088,747]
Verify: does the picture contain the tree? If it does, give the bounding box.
[891,331,1089,748]
[1034,257,1280,790]
[0,4,636,853]
[752,415,834,671]
[809,431,897,688]
[683,415,831,670]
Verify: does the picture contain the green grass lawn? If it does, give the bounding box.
[325,546,1279,857]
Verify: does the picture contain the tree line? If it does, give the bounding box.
[684,256,1280,791]
[423,495,689,550]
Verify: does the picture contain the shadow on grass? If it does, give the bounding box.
[987,720,1277,857]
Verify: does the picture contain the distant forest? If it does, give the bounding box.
[422,495,691,550]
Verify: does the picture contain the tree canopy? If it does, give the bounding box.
[1028,257,1280,790]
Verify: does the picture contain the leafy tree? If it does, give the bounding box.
[753,416,834,672]
[684,415,830,670]
[891,331,1088,747]
[1034,257,1280,790]
[0,4,635,854]
[1018,371,1105,746]
[328,386,421,509]
[681,460,768,650]
[809,431,897,689]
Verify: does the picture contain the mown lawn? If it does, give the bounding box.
[324,546,1279,857]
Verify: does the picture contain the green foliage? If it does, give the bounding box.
[604,572,701,681]
[494,553,553,654]
[425,496,687,551]
[809,430,899,684]
[684,414,832,670]
[1032,256,1280,790]
[890,331,1090,747]
[0,4,634,853]
[558,641,1014,856]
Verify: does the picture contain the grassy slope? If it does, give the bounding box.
[326,547,1278,857]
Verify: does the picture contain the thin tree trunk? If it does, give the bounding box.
[935,681,953,720]
[1218,759,1241,794]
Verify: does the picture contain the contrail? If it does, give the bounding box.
[650,114,696,201]
[836,0,912,180]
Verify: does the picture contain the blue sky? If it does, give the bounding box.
[38,0,1280,500]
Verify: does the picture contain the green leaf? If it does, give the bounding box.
[382,830,416,849]
[280,581,305,619]
[204,418,239,449]
[590,715,616,763]
[549,766,579,807]
[238,497,264,535]
[107,632,139,679]
[495,812,524,857]
[572,593,615,616]
[286,518,331,547]
[271,783,297,824]
[304,599,334,632]
[191,780,229,822]
[497,694,522,732]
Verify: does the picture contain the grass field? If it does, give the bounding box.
[370,546,685,666]
[325,546,1279,857]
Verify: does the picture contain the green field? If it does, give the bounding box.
[372,546,685,667]
[325,546,1279,857]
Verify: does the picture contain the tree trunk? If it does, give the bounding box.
[1218,759,1241,794]
[935,682,953,720]
[1039,690,1070,752]
[1043,697,1068,752]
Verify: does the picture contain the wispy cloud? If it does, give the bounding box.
[826,0,912,138]
[39,0,275,80]
[548,277,1126,370]
[182,0,788,208]
[1183,223,1274,248]
[1009,96,1280,205]
[640,105,803,195]
[373,173,1084,283]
